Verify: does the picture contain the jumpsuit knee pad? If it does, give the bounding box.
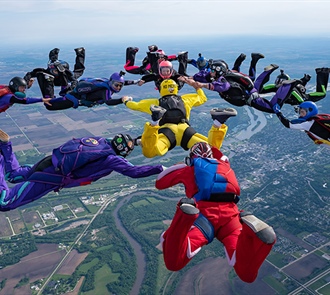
[240,212,276,244]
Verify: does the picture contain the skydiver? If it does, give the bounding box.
[138,60,188,91]
[259,67,329,106]
[23,47,86,98]
[155,141,276,283]
[124,45,187,76]
[183,61,323,114]
[123,78,237,158]
[0,130,163,211]
[0,76,52,113]
[43,71,139,111]
[273,99,330,146]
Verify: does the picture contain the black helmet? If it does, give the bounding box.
[111,134,134,157]
[275,70,290,86]
[8,77,27,93]
[209,60,228,78]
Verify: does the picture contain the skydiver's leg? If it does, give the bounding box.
[233,213,276,283]
[125,47,139,67]
[254,64,279,92]
[0,139,32,183]
[268,80,301,108]
[161,198,207,271]
[299,74,311,86]
[44,96,75,111]
[249,53,265,81]
[232,53,246,72]
[177,51,189,76]
[0,178,56,211]
[73,47,85,79]
[147,52,161,74]
[140,123,171,158]
[305,67,330,102]
[208,125,228,150]
[36,72,55,98]
[316,67,329,92]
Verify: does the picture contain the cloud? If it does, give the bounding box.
[1,0,330,45]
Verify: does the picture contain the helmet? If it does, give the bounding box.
[47,60,69,76]
[298,101,318,120]
[196,54,208,70]
[111,134,134,157]
[160,79,178,96]
[189,142,213,159]
[159,60,173,79]
[8,77,27,93]
[209,60,228,78]
[275,70,290,86]
[148,44,158,52]
[109,72,125,93]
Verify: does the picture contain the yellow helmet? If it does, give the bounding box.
[160,79,178,96]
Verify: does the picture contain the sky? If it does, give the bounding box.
[2,0,330,46]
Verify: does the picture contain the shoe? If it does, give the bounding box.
[133,136,142,146]
[300,74,311,85]
[74,47,85,54]
[264,64,279,71]
[251,53,265,60]
[316,67,330,74]
[150,105,166,121]
[210,108,237,124]
[240,212,276,244]
[0,130,10,143]
[179,198,199,215]
[238,53,246,61]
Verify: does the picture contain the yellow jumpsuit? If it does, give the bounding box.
[125,89,227,158]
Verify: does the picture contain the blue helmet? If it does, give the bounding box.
[196,54,208,70]
[298,101,318,120]
[109,72,125,93]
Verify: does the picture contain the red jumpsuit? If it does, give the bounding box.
[155,148,275,283]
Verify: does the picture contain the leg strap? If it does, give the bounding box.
[158,127,177,150]
[181,126,197,150]
[193,213,215,244]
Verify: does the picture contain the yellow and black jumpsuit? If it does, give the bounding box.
[125,88,228,158]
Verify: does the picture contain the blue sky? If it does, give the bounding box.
[2,0,330,46]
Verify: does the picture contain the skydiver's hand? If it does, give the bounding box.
[27,78,34,89]
[42,98,52,106]
[138,80,145,86]
[273,103,281,114]
[122,96,133,104]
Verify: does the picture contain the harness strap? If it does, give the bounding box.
[158,127,176,150]
[193,213,215,244]
[209,193,239,203]
[181,126,197,150]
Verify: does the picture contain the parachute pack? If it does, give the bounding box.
[0,85,11,97]
[73,78,110,95]
[51,137,116,176]
[306,114,330,143]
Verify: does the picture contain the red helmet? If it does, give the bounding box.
[159,60,173,79]
[189,142,213,159]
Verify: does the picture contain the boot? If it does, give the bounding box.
[49,48,60,63]
[125,47,139,66]
[240,212,276,244]
[150,105,167,121]
[299,74,311,86]
[210,108,237,124]
[232,53,246,71]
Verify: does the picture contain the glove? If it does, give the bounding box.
[122,96,133,104]
[273,103,281,114]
